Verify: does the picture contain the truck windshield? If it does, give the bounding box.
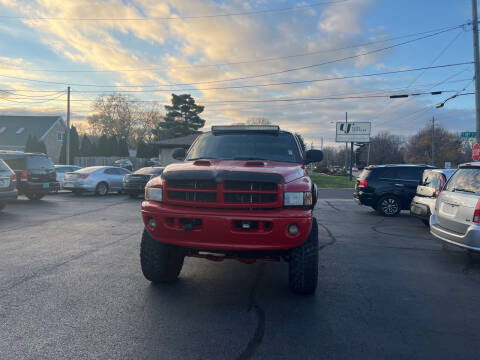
[186,132,302,163]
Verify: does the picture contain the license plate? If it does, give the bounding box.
[42,182,50,189]
[442,203,457,215]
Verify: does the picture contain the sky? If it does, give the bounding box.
[0,0,477,147]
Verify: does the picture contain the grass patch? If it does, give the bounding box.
[310,174,356,188]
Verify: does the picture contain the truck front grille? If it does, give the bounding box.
[164,179,281,208]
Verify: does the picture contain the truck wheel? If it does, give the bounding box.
[377,195,400,217]
[26,193,44,201]
[289,218,319,295]
[140,229,185,283]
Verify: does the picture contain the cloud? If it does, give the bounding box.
[0,0,471,148]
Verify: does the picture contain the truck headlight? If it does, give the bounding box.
[284,192,313,207]
[145,187,163,202]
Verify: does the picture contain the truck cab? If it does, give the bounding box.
[140,125,323,294]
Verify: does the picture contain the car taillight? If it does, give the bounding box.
[474,200,480,223]
[21,170,28,181]
[77,174,89,179]
[11,173,16,182]
[358,179,368,188]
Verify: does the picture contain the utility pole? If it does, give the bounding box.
[345,112,348,170]
[431,116,435,165]
[472,0,480,143]
[66,86,70,165]
[367,142,371,166]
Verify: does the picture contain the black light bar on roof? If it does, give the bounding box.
[211,125,280,135]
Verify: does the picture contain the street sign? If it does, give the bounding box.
[461,131,476,138]
[336,122,371,142]
[473,143,480,161]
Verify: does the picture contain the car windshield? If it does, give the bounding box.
[186,132,301,163]
[134,167,163,175]
[444,168,480,194]
[76,166,102,173]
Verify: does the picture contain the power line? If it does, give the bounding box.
[0,23,467,73]
[0,90,459,105]
[0,0,347,21]
[0,62,473,92]
[3,77,472,94]
[0,25,465,89]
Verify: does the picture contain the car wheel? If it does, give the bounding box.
[377,195,401,217]
[95,182,108,196]
[140,229,185,283]
[26,193,45,201]
[288,218,319,295]
[422,219,429,227]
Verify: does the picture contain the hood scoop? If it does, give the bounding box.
[244,161,265,167]
[193,160,211,166]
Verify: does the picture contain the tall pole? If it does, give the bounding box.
[345,112,348,170]
[432,116,435,165]
[349,142,354,181]
[66,86,70,165]
[367,142,371,166]
[472,0,480,144]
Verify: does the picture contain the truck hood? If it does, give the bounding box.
[162,160,306,184]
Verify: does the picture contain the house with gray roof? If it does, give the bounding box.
[156,133,200,165]
[0,115,66,163]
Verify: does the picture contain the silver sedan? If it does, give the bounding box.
[63,166,131,196]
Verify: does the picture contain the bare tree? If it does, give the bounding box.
[87,93,140,143]
[87,94,163,146]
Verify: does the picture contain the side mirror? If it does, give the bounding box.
[172,148,187,161]
[305,149,323,164]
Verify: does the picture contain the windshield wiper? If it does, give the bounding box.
[452,187,476,194]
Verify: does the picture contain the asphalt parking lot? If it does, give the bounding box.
[1,190,480,359]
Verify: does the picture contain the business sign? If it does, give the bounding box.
[336,122,371,142]
[461,131,476,138]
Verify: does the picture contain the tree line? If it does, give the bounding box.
[318,123,472,169]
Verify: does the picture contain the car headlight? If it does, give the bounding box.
[284,192,312,207]
[145,187,163,202]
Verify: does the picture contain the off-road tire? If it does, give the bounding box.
[289,218,319,295]
[26,192,45,201]
[377,195,401,217]
[140,229,185,283]
[95,182,108,196]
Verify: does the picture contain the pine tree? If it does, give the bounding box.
[97,135,109,156]
[153,94,205,140]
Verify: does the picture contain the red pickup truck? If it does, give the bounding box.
[140,125,323,294]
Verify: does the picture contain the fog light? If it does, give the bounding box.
[148,217,156,228]
[288,224,299,235]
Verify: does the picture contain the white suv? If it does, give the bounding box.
[430,163,480,251]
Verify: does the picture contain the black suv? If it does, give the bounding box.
[354,164,436,216]
[0,151,58,200]
[0,159,17,210]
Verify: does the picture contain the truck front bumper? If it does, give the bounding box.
[141,201,312,251]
